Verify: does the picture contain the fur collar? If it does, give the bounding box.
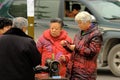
[3,28,32,39]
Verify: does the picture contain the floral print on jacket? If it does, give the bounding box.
[66,23,103,80]
[36,29,72,77]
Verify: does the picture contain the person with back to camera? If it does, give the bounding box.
[61,11,103,80]
[0,17,41,80]
[0,17,12,35]
[66,4,81,18]
[35,18,72,78]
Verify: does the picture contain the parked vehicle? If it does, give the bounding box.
[0,0,120,77]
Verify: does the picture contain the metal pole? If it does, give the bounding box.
[27,0,34,39]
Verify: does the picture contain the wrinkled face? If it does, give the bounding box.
[77,20,90,31]
[50,22,62,37]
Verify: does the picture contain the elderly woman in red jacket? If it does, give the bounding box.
[61,11,103,80]
[36,18,72,78]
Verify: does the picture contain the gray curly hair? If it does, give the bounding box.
[12,17,28,29]
[75,11,93,23]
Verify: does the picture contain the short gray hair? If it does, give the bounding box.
[12,17,28,29]
[75,11,92,22]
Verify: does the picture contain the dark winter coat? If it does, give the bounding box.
[0,28,41,80]
[66,23,103,80]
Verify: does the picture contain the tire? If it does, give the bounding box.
[108,44,120,77]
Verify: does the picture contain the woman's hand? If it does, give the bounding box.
[59,55,66,62]
[60,40,67,46]
[60,40,75,51]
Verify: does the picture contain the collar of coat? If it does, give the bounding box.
[3,28,32,39]
[80,23,98,36]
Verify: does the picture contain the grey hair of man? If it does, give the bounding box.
[75,11,93,23]
[50,18,64,28]
[12,17,28,29]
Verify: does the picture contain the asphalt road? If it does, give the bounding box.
[97,67,120,80]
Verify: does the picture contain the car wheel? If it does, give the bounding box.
[108,44,120,77]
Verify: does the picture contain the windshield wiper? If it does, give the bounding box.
[104,15,120,20]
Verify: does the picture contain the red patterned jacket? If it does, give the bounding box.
[36,29,72,78]
[66,23,103,80]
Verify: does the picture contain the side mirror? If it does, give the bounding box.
[91,15,96,23]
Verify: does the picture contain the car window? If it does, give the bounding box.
[63,1,92,21]
[89,1,120,20]
[64,1,83,18]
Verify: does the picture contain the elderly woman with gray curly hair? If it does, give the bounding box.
[61,11,103,80]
